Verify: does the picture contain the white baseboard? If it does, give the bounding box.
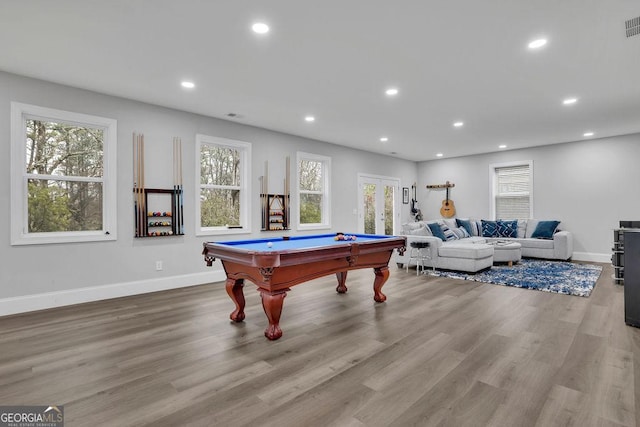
[572,252,611,263]
[0,270,228,317]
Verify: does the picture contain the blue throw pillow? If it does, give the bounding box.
[497,220,518,238]
[456,218,474,237]
[481,220,499,237]
[427,222,446,240]
[531,220,560,239]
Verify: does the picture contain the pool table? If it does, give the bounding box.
[202,233,406,340]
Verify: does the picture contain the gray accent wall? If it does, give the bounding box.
[417,133,640,260]
[0,71,416,304]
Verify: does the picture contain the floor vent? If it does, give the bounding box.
[626,16,640,38]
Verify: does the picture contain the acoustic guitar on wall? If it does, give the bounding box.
[440,185,456,218]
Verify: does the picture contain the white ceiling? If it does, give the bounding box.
[1,1,639,161]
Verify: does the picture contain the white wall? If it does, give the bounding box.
[417,133,640,261]
[0,71,417,314]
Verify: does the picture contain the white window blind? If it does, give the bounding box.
[495,164,531,220]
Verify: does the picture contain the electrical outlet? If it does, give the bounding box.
[155,261,163,271]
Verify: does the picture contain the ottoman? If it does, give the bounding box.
[436,243,494,273]
[490,241,522,266]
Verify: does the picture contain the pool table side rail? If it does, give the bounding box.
[202,236,406,268]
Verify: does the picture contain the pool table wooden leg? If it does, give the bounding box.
[225,278,246,322]
[260,289,288,340]
[335,271,348,293]
[373,266,389,302]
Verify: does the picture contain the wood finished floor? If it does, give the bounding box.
[0,262,638,426]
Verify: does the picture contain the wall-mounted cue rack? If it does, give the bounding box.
[133,133,184,237]
[260,157,290,231]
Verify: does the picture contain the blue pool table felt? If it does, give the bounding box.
[215,233,393,252]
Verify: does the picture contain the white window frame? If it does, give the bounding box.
[10,102,117,245]
[195,134,251,236]
[489,160,534,220]
[296,151,331,231]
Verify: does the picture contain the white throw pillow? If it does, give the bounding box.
[517,219,527,238]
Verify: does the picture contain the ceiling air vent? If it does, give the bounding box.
[626,16,640,38]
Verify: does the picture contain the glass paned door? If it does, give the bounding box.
[358,175,399,235]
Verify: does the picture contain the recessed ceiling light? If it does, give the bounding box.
[453,121,464,127]
[499,144,507,149]
[436,153,444,157]
[385,88,399,96]
[252,22,269,34]
[304,115,315,122]
[528,38,548,49]
[380,137,388,142]
[563,98,578,105]
[181,81,195,89]
[583,132,594,137]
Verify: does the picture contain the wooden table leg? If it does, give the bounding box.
[373,266,390,302]
[260,289,288,340]
[335,271,348,293]
[225,278,246,322]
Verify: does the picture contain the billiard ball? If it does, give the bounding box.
[267,242,273,248]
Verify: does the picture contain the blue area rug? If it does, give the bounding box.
[430,259,602,297]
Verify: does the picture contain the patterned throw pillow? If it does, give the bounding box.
[481,220,499,237]
[451,226,470,239]
[497,220,518,238]
[439,223,458,241]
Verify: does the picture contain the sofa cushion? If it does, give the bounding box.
[481,220,499,237]
[410,226,431,236]
[531,220,560,239]
[427,222,446,240]
[515,238,554,249]
[497,220,518,238]
[403,222,425,235]
[439,243,494,260]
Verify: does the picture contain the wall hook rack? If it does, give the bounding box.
[426,181,455,189]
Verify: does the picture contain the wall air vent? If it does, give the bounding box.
[626,16,640,38]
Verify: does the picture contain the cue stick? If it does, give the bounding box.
[264,161,269,230]
[259,176,264,230]
[136,133,143,237]
[133,133,138,237]
[178,137,183,234]
[173,137,178,235]
[141,134,146,236]
[285,156,290,230]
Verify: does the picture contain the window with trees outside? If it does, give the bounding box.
[490,161,533,220]
[297,152,331,230]
[10,103,117,245]
[196,134,251,235]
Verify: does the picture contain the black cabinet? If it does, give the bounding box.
[623,230,640,327]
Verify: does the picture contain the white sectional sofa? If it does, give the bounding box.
[395,218,573,273]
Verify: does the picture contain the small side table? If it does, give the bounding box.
[407,241,431,275]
